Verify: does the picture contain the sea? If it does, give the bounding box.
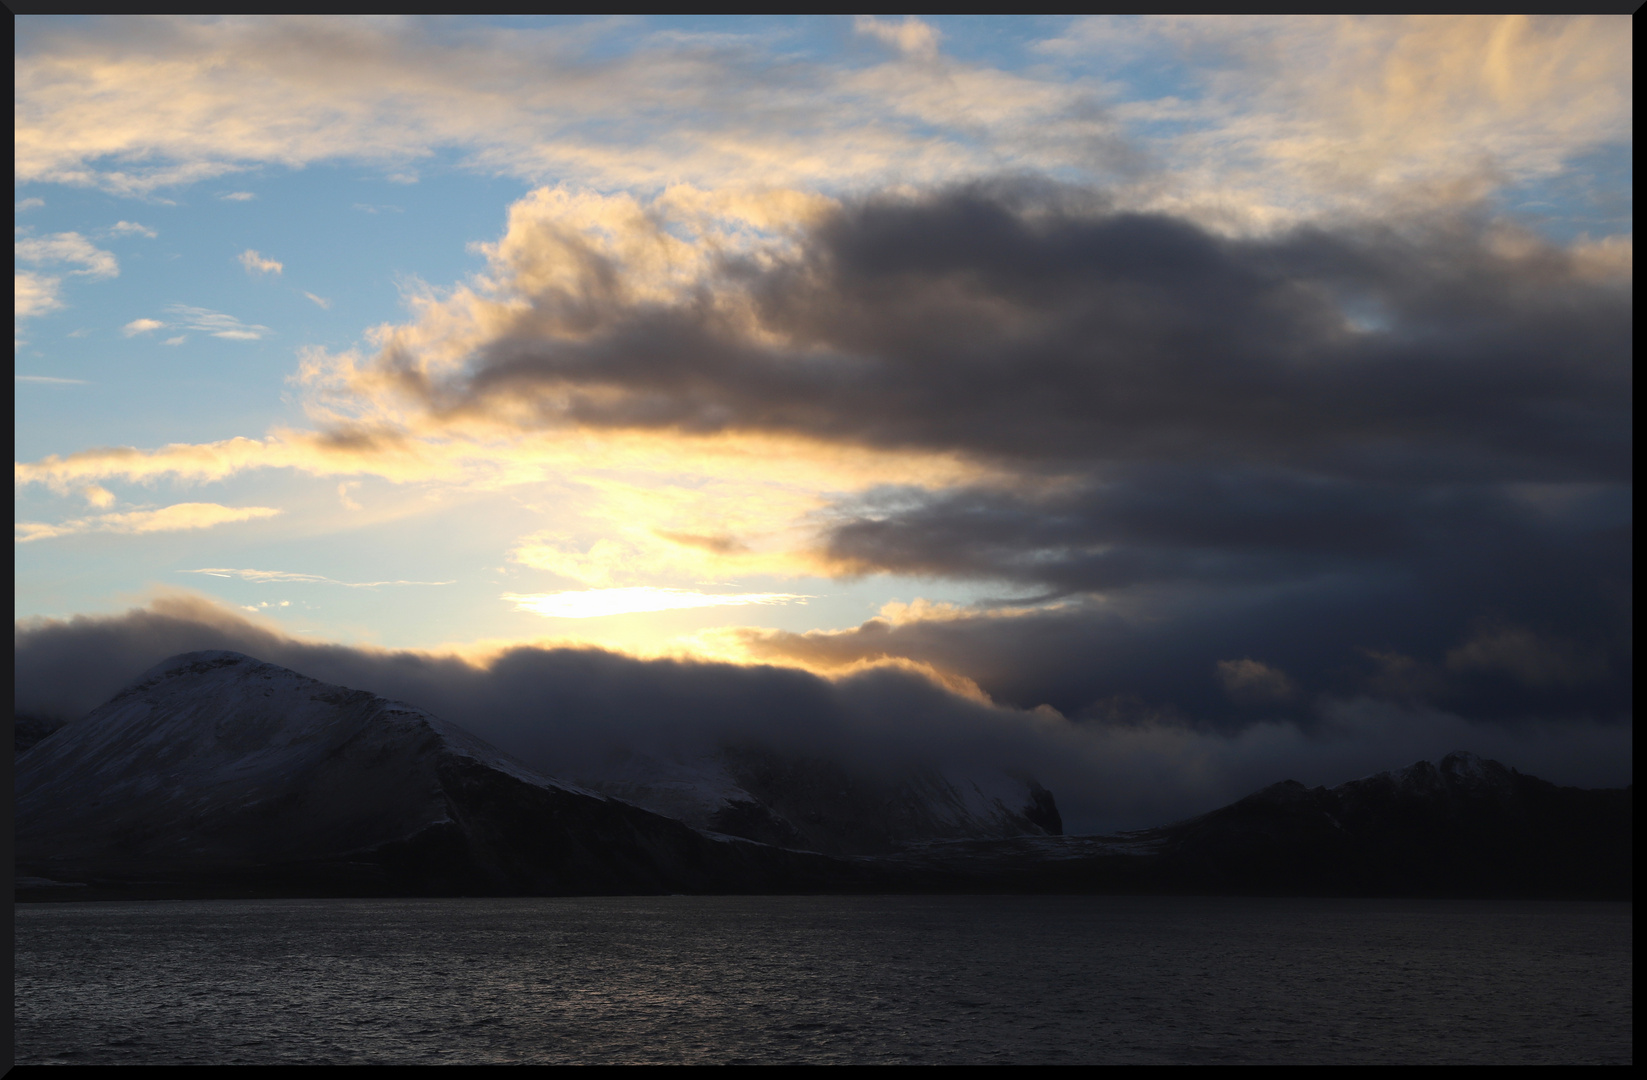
[13,895,1632,1065]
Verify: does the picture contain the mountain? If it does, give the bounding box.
[14,651,866,897]
[581,744,1061,856]
[13,652,1630,900]
[1146,752,1633,898]
[13,712,66,755]
[896,752,1632,899]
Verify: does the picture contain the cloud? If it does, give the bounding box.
[8,22,1632,835]
[12,595,1634,832]
[180,567,452,587]
[1445,623,1611,690]
[303,291,331,309]
[15,374,88,385]
[15,197,45,211]
[853,16,941,62]
[14,430,433,490]
[220,191,256,201]
[296,182,1627,489]
[163,304,270,340]
[80,484,116,508]
[507,520,817,592]
[1042,15,1634,224]
[238,248,283,275]
[114,309,255,344]
[505,587,811,620]
[14,232,119,279]
[14,272,63,320]
[10,424,499,492]
[108,220,157,237]
[11,16,1131,198]
[1216,658,1298,705]
[11,16,1628,235]
[11,183,1630,738]
[16,502,280,542]
[717,529,1630,729]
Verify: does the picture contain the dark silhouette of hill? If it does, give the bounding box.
[14,652,1630,900]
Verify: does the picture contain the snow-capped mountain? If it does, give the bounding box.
[14,651,859,895]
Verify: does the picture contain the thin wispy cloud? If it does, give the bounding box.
[219,191,256,201]
[303,291,332,309]
[114,306,270,341]
[16,503,281,543]
[15,374,89,384]
[15,197,45,212]
[163,304,271,340]
[182,568,454,587]
[107,221,157,238]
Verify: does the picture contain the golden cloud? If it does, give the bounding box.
[1082,15,1634,226]
[16,502,280,542]
[14,17,1112,197]
[14,271,63,321]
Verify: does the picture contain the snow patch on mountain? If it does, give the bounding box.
[15,651,595,872]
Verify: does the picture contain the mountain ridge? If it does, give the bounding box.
[14,651,1631,900]
[15,651,870,896]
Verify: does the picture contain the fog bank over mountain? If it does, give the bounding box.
[15,595,1630,832]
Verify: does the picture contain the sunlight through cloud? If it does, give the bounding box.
[505,587,812,620]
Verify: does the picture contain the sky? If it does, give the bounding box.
[13,16,1633,828]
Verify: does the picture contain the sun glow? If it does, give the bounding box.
[504,587,812,620]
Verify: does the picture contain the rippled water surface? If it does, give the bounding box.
[14,895,1632,1064]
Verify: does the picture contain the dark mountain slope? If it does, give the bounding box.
[14,652,866,896]
[1149,752,1632,898]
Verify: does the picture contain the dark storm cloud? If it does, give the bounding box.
[429,181,1628,484]
[361,179,1632,742]
[736,559,1628,730]
[815,468,1631,725]
[12,597,1634,832]
[827,466,1539,590]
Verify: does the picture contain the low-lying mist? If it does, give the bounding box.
[14,593,1633,833]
